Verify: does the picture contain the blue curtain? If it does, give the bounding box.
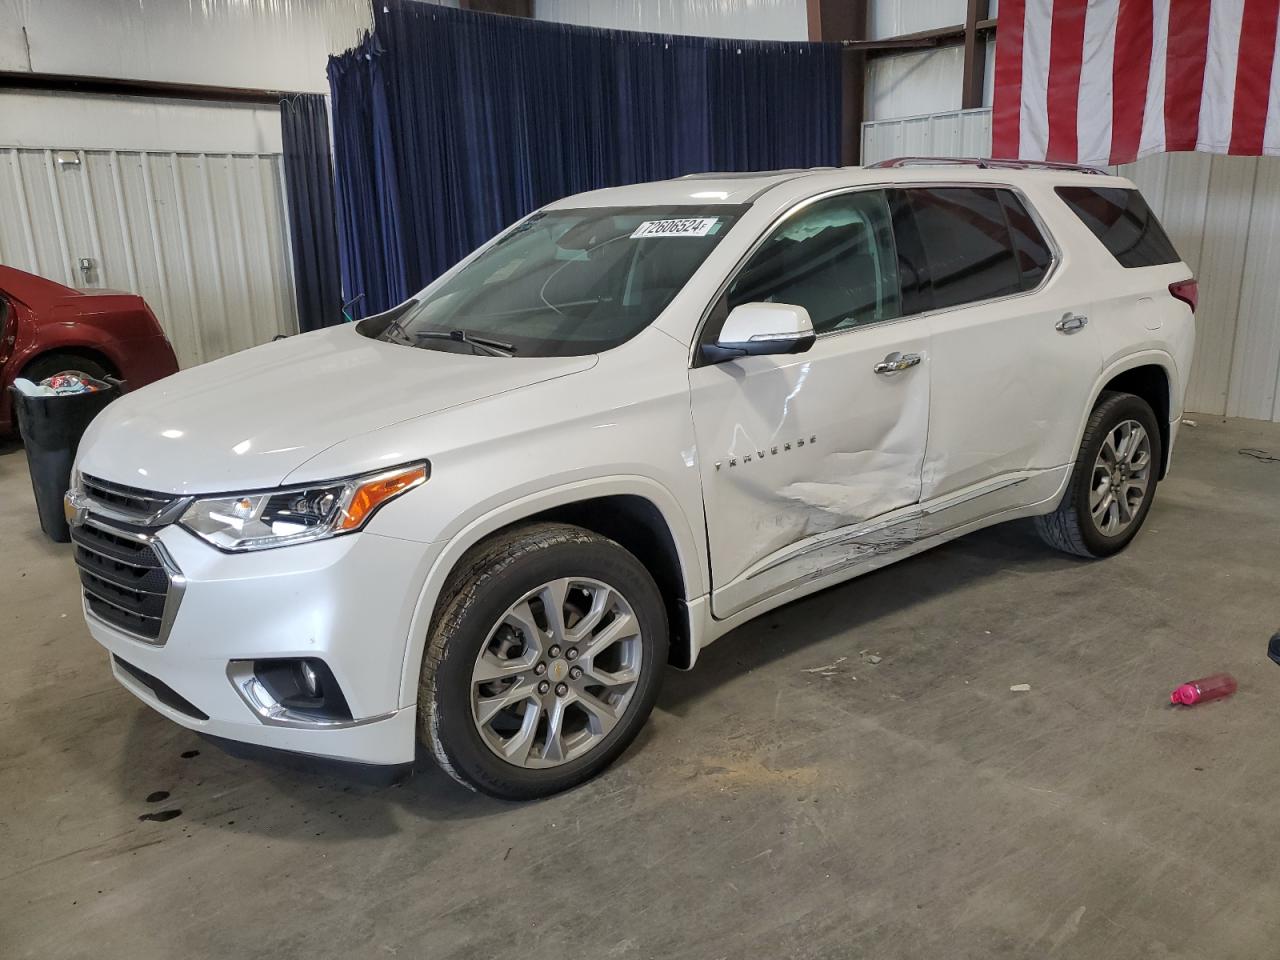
[279,93,344,331]
[328,2,842,318]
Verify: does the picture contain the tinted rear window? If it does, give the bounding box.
[1055,186,1180,268]
[900,187,1023,311]
[999,191,1054,289]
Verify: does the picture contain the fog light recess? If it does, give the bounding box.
[227,658,355,728]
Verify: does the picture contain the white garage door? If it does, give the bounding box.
[0,146,298,369]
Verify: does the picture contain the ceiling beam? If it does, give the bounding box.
[0,70,290,105]
[844,18,997,59]
[458,0,533,16]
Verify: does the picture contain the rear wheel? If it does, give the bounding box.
[419,522,667,799]
[1035,391,1162,558]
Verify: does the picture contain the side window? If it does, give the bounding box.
[900,187,1023,310]
[888,191,932,316]
[727,190,901,335]
[998,190,1054,290]
[1055,186,1180,268]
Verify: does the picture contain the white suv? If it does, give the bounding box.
[68,159,1196,799]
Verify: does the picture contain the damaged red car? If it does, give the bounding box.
[0,265,179,434]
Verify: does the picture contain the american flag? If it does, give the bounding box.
[992,0,1280,166]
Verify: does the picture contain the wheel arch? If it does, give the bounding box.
[1091,355,1176,478]
[20,343,121,380]
[397,477,707,708]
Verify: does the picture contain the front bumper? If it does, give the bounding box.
[84,524,442,766]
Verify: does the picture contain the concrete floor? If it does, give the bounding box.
[2,417,1279,960]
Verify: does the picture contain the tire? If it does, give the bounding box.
[22,351,112,385]
[419,522,668,799]
[1035,390,1163,558]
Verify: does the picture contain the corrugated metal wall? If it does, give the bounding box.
[864,0,997,120]
[862,108,995,163]
[533,0,809,40]
[862,108,1280,423]
[0,147,298,369]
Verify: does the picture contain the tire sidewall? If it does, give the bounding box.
[428,534,667,798]
[1071,394,1162,557]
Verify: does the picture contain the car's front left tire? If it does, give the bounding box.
[418,522,668,799]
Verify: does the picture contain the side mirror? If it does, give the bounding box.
[701,302,816,364]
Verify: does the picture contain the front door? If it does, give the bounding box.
[689,189,933,619]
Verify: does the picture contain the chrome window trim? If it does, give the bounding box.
[689,179,1063,365]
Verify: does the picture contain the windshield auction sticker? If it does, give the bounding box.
[631,218,719,239]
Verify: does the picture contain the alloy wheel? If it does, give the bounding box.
[1089,419,1152,536]
[470,577,644,768]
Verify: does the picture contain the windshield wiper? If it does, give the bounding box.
[413,329,516,357]
[381,313,414,345]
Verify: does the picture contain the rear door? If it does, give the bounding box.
[688,189,933,618]
[903,185,1102,502]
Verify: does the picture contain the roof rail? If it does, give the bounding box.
[676,168,836,180]
[866,156,1107,175]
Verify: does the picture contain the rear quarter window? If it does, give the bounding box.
[1055,186,1180,268]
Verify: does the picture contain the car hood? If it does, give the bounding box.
[77,324,597,494]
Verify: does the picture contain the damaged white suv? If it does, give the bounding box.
[69,159,1196,799]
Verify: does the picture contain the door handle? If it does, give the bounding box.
[1055,312,1089,334]
[873,351,922,375]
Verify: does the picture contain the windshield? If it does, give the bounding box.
[370,205,746,357]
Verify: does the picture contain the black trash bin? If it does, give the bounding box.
[10,379,119,542]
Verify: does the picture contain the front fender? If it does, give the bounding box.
[394,474,707,708]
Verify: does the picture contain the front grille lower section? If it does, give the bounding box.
[71,513,183,644]
[113,655,208,720]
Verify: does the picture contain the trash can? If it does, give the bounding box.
[10,379,119,543]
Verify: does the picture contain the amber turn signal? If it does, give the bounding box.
[337,464,428,531]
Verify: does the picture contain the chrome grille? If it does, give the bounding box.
[80,474,185,525]
[70,481,187,644]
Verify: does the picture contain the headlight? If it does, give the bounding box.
[179,463,428,552]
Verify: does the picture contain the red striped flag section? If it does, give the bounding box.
[992,0,1280,165]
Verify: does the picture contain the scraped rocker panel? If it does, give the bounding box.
[711,466,1068,617]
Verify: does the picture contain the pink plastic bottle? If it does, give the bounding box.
[1169,673,1237,706]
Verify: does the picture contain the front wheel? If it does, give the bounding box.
[419,522,668,799]
[1035,391,1163,558]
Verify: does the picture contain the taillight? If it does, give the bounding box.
[1169,278,1198,313]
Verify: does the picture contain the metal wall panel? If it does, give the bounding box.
[3,0,372,94]
[862,108,994,163]
[862,108,1280,422]
[534,0,809,40]
[0,147,298,369]
[1228,160,1280,421]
